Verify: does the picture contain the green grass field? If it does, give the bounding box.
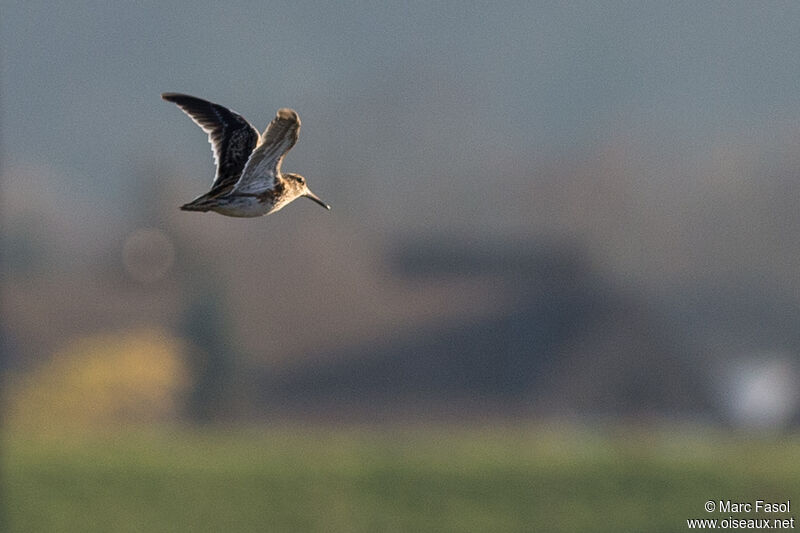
[5,425,799,532]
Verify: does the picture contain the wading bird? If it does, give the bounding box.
[162,93,330,217]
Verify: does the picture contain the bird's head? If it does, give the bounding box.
[286,173,330,211]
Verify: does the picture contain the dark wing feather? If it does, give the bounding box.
[162,93,259,191]
[234,108,301,192]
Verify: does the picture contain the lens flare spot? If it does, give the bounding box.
[122,228,175,283]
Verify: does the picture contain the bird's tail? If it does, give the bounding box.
[179,196,213,212]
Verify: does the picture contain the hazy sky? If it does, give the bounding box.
[5,2,800,427]
[4,1,800,236]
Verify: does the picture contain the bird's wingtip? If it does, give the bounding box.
[276,108,299,121]
[161,92,184,102]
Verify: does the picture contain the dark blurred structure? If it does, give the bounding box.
[257,237,712,421]
[180,286,236,423]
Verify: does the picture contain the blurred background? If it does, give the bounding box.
[3,2,800,531]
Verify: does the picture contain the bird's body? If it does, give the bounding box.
[180,190,281,218]
[178,174,292,217]
[162,93,330,217]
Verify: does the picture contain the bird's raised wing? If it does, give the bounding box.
[162,93,259,191]
[233,108,300,193]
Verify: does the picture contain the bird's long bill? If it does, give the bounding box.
[304,191,331,210]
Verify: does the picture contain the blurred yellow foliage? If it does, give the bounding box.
[6,329,189,432]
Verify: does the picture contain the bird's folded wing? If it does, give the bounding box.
[162,93,259,191]
[234,108,300,193]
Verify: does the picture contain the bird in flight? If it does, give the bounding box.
[162,93,330,217]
